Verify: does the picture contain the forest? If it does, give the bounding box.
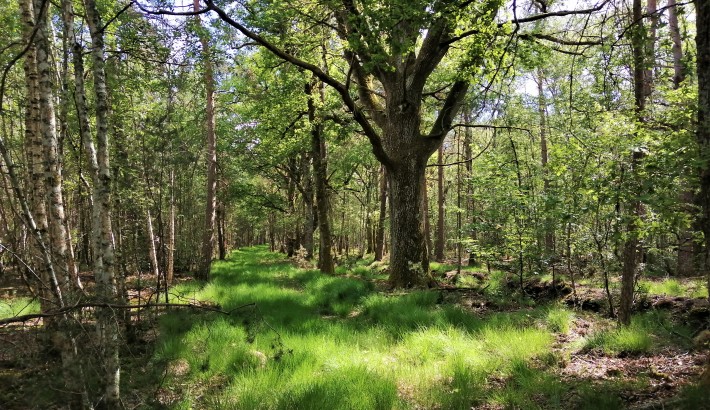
[0,0,709,408]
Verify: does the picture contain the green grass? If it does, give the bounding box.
[545,307,574,334]
[149,246,691,409]
[582,311,692,356]
[640,278,708,298]
[0,297,40,319]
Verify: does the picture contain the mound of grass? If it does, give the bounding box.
[306,276,372,316]
[546,307,574,333]
[582,311,692,356]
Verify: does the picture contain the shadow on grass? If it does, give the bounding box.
[142,246,706,410]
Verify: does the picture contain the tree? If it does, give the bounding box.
[194,0,218,280]
[154,0,605,287]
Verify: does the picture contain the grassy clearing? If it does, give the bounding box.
[0,297,40,319]
[150,247,701,409]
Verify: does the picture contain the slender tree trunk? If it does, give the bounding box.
[463,112,477,266]
[538,68,554,258]
[374,165,387,261]
[668,0,695,275]
[217,202,226,260]
[194,0,217,280]
[306,80,334,274]
[668,0,685,88]
[644,0,658,98]
[422,171,433,262]
[167,169,175,284]
[435,144,445,262]
[84,0,121,404]
[147,209,159,288]
[619,0,647,327]
[302,153,315,260]
[36,0,73,296]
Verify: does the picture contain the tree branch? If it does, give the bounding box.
[0,301,257,326]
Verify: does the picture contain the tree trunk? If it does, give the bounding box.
[167,169,175,284]
[84,0,121,404]
[669,0,685,88]
[217,202,226,260]
[669,0,695,275]
[36,0,73,296]
[619,0,647,327]
[388,157,430,287]
[463,112,477,266]
[374,165,387,261]
[147,210,160,288]
[643,0,658,98]
[302,153,315,260]
[538,68,554,258]
[434,144,445,262]
[307,80,334,274]
[697,0,710,386]
[195,0,217,280]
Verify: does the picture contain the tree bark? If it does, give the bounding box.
[388,156,430,287]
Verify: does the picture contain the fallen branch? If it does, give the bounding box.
[0,301,256,326]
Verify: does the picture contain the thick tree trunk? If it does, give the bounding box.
[374,165,387,261]
[195,0,217,280]
[388,158,429,287]
[434,145,445,262]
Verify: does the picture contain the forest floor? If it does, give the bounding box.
[0,246,708,409]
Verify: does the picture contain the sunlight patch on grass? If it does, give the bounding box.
[0,297,40,319]
[154,246,564,409]
[640,278,708,298]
